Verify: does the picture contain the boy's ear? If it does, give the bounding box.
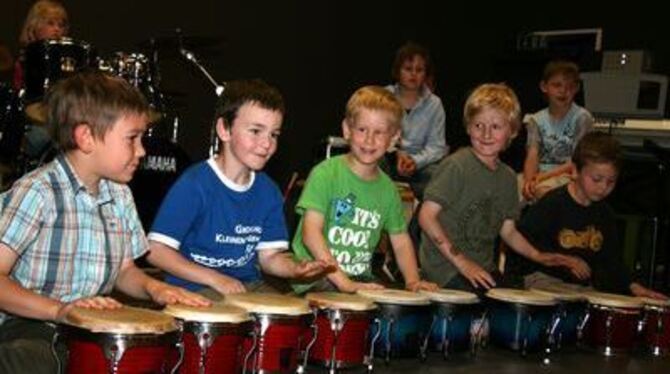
[341,119,351,140]
[73,123,95,153]
[215,118,230,142]
[539,81,548,94]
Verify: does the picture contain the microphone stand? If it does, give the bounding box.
[177,30,225,156]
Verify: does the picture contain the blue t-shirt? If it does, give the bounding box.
[148,158,289,290]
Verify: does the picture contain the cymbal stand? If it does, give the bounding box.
[177,29,225,156]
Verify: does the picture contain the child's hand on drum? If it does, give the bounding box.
[405,280,439,292]
[630,282,669,300]
[553,254,591,280]
[54,296,122,321]
[340,280,385,293]
[211,274,247,295]
[293,259,336,279]
[146,281,211,307]
[453,256,496,289]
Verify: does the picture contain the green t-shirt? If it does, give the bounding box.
[419,148,520,287]
[291,155,407,293]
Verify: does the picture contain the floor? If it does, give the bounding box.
[304,346,670,374]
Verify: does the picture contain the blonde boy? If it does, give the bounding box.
[291,86,438,294]
[419,83,589,290]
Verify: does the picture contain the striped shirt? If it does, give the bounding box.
[0,154,147,321]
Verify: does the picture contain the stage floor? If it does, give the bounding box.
[304,346,670,373]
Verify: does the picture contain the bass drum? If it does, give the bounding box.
[129,136,192,231]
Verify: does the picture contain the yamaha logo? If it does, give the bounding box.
[142,155,177,172]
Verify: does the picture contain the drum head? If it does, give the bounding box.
[224,293,311,316]
[419,288,479,304]
[584,291,642,309]
[529,284,586,302]
[356,289,431,306]
[486,288,557,306]
[639,297,670,308]
[65,306,177,334]
[163,302,251,323]
[305,292,377,311]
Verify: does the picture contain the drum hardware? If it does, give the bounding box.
[175,28,225,157]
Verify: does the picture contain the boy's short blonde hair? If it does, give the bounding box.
[19,0,68,46]
[345,86,403,131]
[46,71,149,151]
[463,83,521,135]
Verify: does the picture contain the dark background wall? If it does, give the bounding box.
[2,0,668,188]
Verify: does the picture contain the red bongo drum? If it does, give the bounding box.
[225,293,312,373]
[639,297,670,356]
[305,292,377,371]
[59,306,178,373]
[579,291,643,356]
[164,303,253,373]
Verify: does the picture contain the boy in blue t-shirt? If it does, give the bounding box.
[147,79,331,298]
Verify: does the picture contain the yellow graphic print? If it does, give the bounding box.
[558,226,603,252]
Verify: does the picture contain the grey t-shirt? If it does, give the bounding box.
[419,147,520,287]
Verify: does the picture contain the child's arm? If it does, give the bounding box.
[258,248,333,279]
[630,282,669,300]
[115,258,210,306]
[418,200,496,289]
[0,244,123,321]
[522,145,540,199]
[535,161,574,182]
[388,232,439,291]
[147,241,246,294]
[302,209,383,292]
[499,219,590,279]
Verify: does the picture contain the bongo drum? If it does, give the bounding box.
[304,292,378,372]
[420,289,481,357]
[356,289,432,362]
[579,291,643,356]
[57,306,178,374]
[530,284,587,348]
[486,288,559,356]
[639,297,670,356]
[164,303,253,374]
[225,293,312,373]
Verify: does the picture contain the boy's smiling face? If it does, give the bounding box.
[342,108,399,169]
[220,102,283,172]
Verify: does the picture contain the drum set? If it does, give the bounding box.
[49,288,670,374]
[0,36,193,227]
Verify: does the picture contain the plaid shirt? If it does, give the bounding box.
[0,154,148,321]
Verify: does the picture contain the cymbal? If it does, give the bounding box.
[25,102,162,124]
[137,35,226,52]
[25,102,46,123]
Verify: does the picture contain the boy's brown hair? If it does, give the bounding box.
[345,86,403,131]
[572,132,622,172]
[214,79,285,130]
[45,71,149,151]
[542,60,580,84]
[463,83,521,135]
[391,41,434,83]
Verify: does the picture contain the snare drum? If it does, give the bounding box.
[23,38,92,105]
[164,303,253,374]
[530,285,587,348]
[225,293,312,373]
[639,297,670,356]
[420,289,481,357]
[580,291,643,356]
[305,292,377,370]
[487,288,559,355]
[356,289,432,362]
[58,306,178,373]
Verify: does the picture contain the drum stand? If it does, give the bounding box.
[242,314,315,374]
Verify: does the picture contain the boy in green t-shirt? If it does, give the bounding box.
[291,86,438,294]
